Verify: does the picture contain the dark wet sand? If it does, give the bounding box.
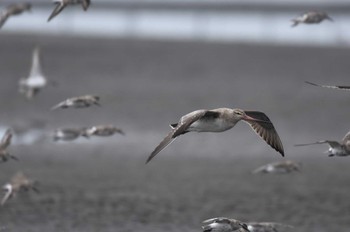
[0,34,350,232]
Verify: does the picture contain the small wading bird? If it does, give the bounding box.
[48,0,91,22]
[146,108,284,163]
[252,160,301,174]
[0,3,31,28]
[305,81,350,91]
[0,129,18,162]
[18,47,48,99]
[294,131,350,157]
[1,172,39,206]
[83,125,125,137]
[53,128,87,141]
[247,222,293,232]
[291,11,333,27]
[202,217,250,232]
[51,95,100,110]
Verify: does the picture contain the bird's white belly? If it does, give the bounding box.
[330,147,349,156]
[26,77,47,87]
[189,118,233,132]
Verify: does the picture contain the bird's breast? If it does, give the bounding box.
[188,118,235,132]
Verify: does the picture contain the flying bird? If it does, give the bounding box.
[202,217,250,232]
[1,172,39,206]
[0,129,18,162]
[0,3,31,28]
[305,81,350,91]
[252,160,301,174]
[18,47,48,99]
[247,222,293,232]
[48,0,91,22]
[51,95,100,110]
[53,128,87,141]
[146,108,284,163]
[291,11,333,27]
[83,125,125,137]
[295,131,350,157]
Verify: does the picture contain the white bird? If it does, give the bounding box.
[18,47,48,99]
[247,222,293,232]
[1,172,38,206]
[291,11,333,27]
[252,160,301,174]
[0,3,31,28]
[51,95,100,110]
[202,217,250,232]
[295,131,350,157]
[48,0,91,22]
[305,81,350,91]
[0,129,18,162]
[146,108,284,163]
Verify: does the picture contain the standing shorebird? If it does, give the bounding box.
[18,47,48,99]
[146,108,284,163]
[305,81,350,91]
[48,0,91,22]
[83,125,125,137]
[202,217,250,232]
[0,129,18,162]
[0,3,31,28]
[291,11,333,27]
[53,128,87,141]
[295,131,350,157]
[51,95,100,110]
[1,172,39,206]
[247,222,293,232]
[252,160,301,174]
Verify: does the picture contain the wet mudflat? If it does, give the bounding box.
[0,34,350,231]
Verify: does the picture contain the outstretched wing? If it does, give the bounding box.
[145,131,177,164]
[51,100,66,110]
[294,140,341,148]
[29,47,43,78]
[305,81,350,91]
[202,217,231,224]
[244,111,284,157]
[47,2,65,22]
[0,12,9,28]
[81,0,90,11]
[1,189,12,206]
[146,110,207,163]
[0,129,12,149]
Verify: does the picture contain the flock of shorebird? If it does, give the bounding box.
[0,1,346,232]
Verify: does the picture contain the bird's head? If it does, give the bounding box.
[232,109,266,123]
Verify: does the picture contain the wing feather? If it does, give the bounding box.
[294,140,341,148]
[47,2,65,22]
[244,111,284,156]
[29,47,43,77]
[0,129,12,149]
[146,110,207,163]
[305,81,350,91]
